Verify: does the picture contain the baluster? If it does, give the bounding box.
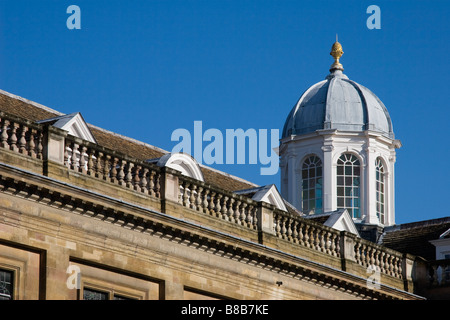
[134,165,141,192]
[240,202,247,226]
[0,119,9,149]
[354,242,361,264]
[252,205,258,230]
[221,196,229,221]
[140,167,149,194]
[110,157,118,183]
[298,222,305,246]
[292,220,299,243]
[189,184,197,210]
[72,142,80,170]
[228,198,234,223]
[195,186,203,211]
[79,146,87,173]
[103,155,111,181]
[64,141,71,167]
[234,199,241,224]
[215,194,222,218]
[304,224,310,248]
[208,191,216,216]
[36,130,43,159]
[95,151,104,179]
[286,217,293,241]
[246,204,254,229]
[154,172,161,198]
[312,226,319,251]
[117,159,126,185]
[328,232,335,255]
[148,170,155,196]
[18,124,27,154]
[9,122,18,152]
[125,162,133,188]
[394,256,401,278]
[274,214,281,237]
[87,149,95,175]
[323,231,330,254]
[28,128,36,158]
[203,189,210,214]
[380,251,386,274]
[182,181,190,207]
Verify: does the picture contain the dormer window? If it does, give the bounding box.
[155,152,204,182]
[37,112,97,144]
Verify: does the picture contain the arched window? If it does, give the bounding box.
[301,156,323,214]
[375,158,386,224]
[337,154,361,219]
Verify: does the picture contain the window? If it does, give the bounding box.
[0,269,13,300]
[375,158,386,224]
[301,155,323,214]
[337,154,361,219]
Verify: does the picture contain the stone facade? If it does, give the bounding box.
[0,103,426,300]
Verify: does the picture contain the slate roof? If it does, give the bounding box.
[282,69,394,139]
[379,217,450,260]
[0,90,257,192]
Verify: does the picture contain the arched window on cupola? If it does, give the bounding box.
[337,153,361,219]
[375,157,386,224]
[301,155,323,214]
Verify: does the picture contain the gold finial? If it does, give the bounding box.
[330,37,344,72]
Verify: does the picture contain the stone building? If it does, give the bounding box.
[0,41,447,300]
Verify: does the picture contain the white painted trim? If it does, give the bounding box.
[156,152,204,182]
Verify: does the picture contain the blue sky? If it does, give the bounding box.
[0,0,449,224]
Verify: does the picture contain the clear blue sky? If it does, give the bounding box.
[0,0,448,225]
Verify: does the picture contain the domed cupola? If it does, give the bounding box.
[279,40,401,231]
[282,41,394,140]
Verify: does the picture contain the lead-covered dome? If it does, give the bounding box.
[282,41,394,139]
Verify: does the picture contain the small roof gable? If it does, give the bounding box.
[235,184,287,212]
[154,152,205,182]
[37,112,97,144]
[305,209,360,236]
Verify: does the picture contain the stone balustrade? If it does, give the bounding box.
[64,135,162,198]
[177,174,259,230]
[0,112,44,159]
[0,110,419,292]
[354,238,404,279]
[273,209,341,258]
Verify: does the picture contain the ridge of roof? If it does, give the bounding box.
[0,89,64,117]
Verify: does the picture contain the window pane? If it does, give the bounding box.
[302,170,308,179]
[83,288,109,300]
[345,165,352,175]
[337,166,343,175]
[303,200,309,211]
[316,166,322,176]
[0,270,13,300]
